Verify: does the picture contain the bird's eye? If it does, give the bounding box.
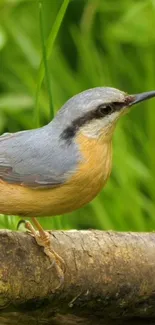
[97,104,114,117]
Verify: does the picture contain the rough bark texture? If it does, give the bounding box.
[0,229,155,324]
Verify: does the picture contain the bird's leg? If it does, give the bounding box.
[25,217,65,287]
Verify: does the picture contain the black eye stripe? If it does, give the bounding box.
[97,102,125,117]
[61,101,125,142]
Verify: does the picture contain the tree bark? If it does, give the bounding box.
[0,229,155,325]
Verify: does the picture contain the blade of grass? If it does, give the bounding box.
[35,0,70,126]
[38,0,54,125]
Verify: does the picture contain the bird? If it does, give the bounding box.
[0,87,155,284]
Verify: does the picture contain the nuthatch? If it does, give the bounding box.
[0,87,155,282]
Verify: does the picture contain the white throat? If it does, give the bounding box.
[80,111,119,138]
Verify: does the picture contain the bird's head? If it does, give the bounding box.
[55,87,155,142]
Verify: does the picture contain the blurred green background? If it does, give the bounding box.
[0,0,155,232]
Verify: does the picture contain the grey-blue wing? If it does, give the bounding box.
[0,162,62,188]
[0,127,79,188]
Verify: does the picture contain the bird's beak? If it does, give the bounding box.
[127,90,155,107]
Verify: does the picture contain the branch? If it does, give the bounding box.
[0,230,155,325]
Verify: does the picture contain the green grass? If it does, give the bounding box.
[36,0,70,125]
[0,0,155,232]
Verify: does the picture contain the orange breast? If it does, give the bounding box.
[70,133,112,206]
[0,133,112,217]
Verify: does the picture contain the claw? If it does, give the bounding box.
[25,219,65,289]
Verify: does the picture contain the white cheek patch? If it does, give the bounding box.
[81,111,120,138]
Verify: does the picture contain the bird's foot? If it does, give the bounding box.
[25,219,65,289]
